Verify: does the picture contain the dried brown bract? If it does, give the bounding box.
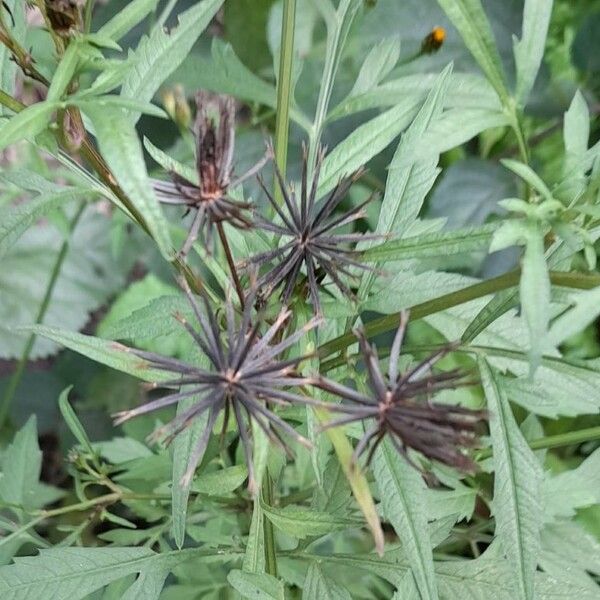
[113,279,323,494]
[243,145,379,315]
[316,311,486,473]
[153,92,268,256]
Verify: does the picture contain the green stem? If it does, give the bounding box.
[0,203,86,430]
[273,0,296,207]
[83,0,94,33]
[0,88,24,113]
[317,269,600,361]
[478,426,600,460]
[262,472,278,577]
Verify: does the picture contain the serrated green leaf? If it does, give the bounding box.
[0,417,41,511]
[191,465,248,495]
[25,325,168,382]
[96,0,160,42]
[520,222,551,371]
[359,65,451,298]
[350,36,400,96]
[543,447,600,519]
[317,96,423,197]
[121,569,168,600]
[0,188,92,260]
[243,499,265,573]
[227,570,284,600]
[144,137,198,184]
[436,0,509,105]
[81,105,172,260]
[302,563,351,600]
[261,502,361,539]
[0,547,234,600]
[363,224,496,263]
[120,0,224,124]
[478,357,542,600]
[0,102,60,152]
[548,286,600,347]
[513,0,553,105]
[373,439,438,600]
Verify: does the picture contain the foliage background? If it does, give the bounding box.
[1,0,600,598]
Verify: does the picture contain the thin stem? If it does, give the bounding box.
[317,269,600,361]
[84,0,94,33]
[477,425,600,460]
[273,0,296,207]
[0,203,87,430]
[216,222,245,309]
[0,88,24,113]
[262,472,278,577]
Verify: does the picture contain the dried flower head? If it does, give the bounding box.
[113,279,322,494]
[243,145,379,314]
[153,92,268,256]
[316,311,486,473]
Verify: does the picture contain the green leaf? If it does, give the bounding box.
[25,325,169,382]
[436,0,510,105]
[261,502,361,539]
[171,352,211,548]
[143,137,198,185]
[548,286,600,347]
[243,499,265,573]
[373,439,439,600]
[478,357,542,600]
[120,0,224,124]
[559,90,590,201]
[501,159,554,201]
[359,65,452,298]
[0,547,233,600]
[192,465,248,496]
[513,0,553,105]
[121,569,169,600]
[329,72,500,122]
[317,96,423,197]
[520,222,551,371]
[81,105,172,260]
[58,387,96,460]
[350,36,400,96]
[227,570,284,600]
[362,224,496,263]
[0,416,41,511]
[0,208,131,359]
[96,0,160,42]
[0,102,60,152]
[47,43,80,102]
[543,447,600,518]
[72,97,167,119]
[302,563,351,600]
[0,188,92,260]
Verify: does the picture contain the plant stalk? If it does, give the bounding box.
[478,425,600,460]
[216,222,245,309]
[0,203,87,430]
[262,472,278,577]
[273,0,296,207]
[318,269,600,361]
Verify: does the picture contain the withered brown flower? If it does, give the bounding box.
[153,92,268,256]
[316,311,486,473]
[113,279,322,493]
[243,145,379,315]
